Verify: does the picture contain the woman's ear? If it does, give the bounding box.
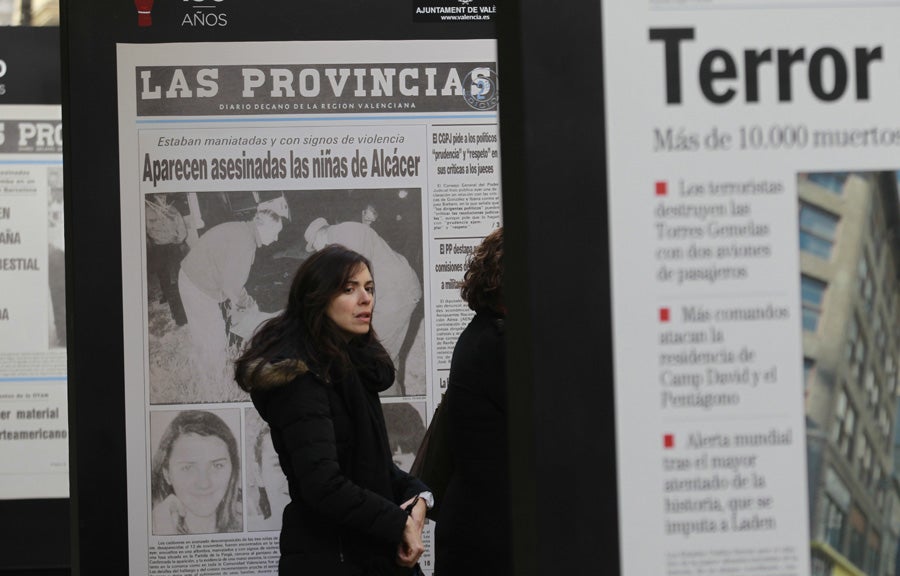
[162,467,171,487]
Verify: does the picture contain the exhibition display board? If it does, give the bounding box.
[0,102,67,500]
[0,24,70,575]
[117,39,498,575]
[493,3,620,575]
[63,1,494,574]
[603,2,900,576]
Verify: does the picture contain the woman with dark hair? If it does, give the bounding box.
[234,244,430,575]
[435,227,509,575]
[150,410,242,535]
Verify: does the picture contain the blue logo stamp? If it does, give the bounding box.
[463,68,499,111]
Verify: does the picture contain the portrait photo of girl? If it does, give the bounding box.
[149,409,243,535]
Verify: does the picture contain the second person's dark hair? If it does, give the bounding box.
[460,227,503,313]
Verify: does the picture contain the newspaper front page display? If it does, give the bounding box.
[116,40,500,575]
[0,105,68,500]
[604,3,900,576]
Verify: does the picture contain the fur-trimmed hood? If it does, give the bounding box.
[236,340,394,394]
[236,357,314,392]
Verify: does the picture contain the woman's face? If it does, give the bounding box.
[326,264,374,338]
[164,433,232,519]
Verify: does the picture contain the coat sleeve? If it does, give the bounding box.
[263,376,409,544]
[390,462,428,504]
[480,323,507,415]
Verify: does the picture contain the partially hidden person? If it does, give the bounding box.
[435,227,510,576]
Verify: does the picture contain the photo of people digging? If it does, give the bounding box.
[145,188,425,404]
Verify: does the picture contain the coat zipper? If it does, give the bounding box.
[338,535,345,563]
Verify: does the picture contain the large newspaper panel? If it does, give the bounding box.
[0,105,68,500]
[605,3,900,576]
[116,40,499,575]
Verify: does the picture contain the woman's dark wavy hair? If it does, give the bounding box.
[234,244,391,389]
[460,227,503,313]
[150,410,242,534]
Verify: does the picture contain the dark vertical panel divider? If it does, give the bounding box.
[498,2,621,574]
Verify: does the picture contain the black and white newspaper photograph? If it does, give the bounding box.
[47,165,66,349]
[149,408,243,536]
[244,408,288,533]
[382,400,427,473]
[146,187,425,404]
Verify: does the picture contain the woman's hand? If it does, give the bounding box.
[396,515,425,567]
[399,495,427,532]
[151,494,186,534]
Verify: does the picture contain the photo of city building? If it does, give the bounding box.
[801,172,900,576]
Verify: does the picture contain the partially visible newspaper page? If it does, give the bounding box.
[604,3,900,576]
[116,40,500,575]
[0,105,68,500]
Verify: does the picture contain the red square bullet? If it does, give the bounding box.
[655,181,667,196]
[664,434,674,449]
[659,308,670,323]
